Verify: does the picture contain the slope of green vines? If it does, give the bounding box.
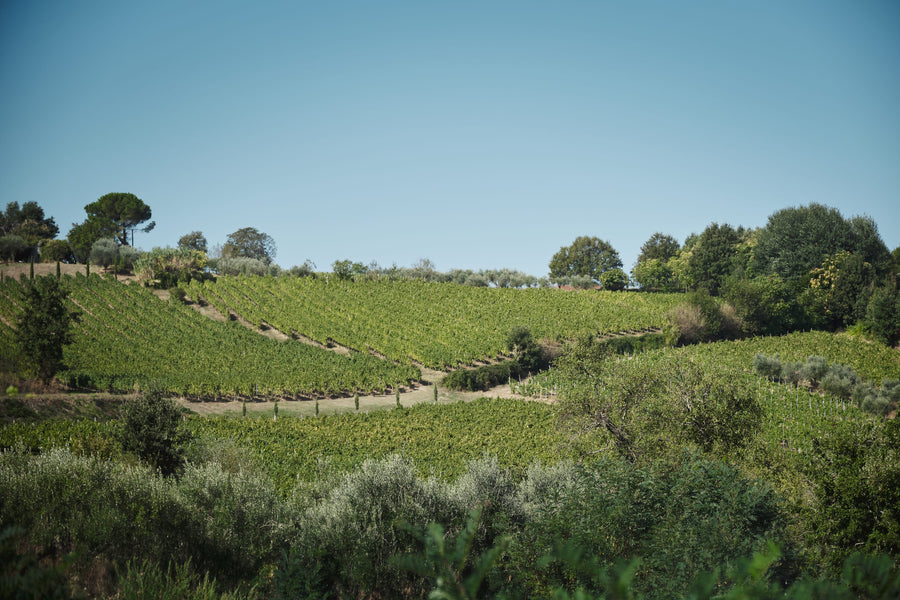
[185,397,588,493]
[0,275,419,397]
[186,277,682,368]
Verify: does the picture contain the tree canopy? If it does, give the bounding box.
[15,276,80,383]
[687,223,740,296]
[178,231,208,254]
[636,232,680,264]
[0,202,59,261]
[751,203,890,282]
[84,193,154,246]
[222,227,276,263]
[67,217,110,264]
[549,236,622,286]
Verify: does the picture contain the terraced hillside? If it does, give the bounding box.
[0,275,419,398]
[1,274,681,397]
[187,276,682,368]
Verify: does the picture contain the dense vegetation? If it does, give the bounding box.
[2,199,899,597]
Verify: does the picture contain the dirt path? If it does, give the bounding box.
[178,366,533,418]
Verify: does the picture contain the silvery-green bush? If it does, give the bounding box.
[215,257,268,276]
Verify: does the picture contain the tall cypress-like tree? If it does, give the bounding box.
[15,276,80,383]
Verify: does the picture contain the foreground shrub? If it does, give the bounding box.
[0,447,295,587]
[287,454,457,597]
[504,453,787,599]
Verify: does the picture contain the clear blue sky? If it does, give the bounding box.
[2,1,898,277]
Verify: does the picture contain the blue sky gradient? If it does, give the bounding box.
[2,1,898,276]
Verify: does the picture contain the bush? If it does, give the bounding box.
[168,287,187,304]
[134,247,208,287]
[0,447,296,591]
[117,245,142,272]
[821,371,854,399]
[753,353,782,380]
[780,361,802,386]
[799,356,829,386]
[505,454,787,599]
[216,257,268,276]
[441,360,518,391]
[40,239,74,264]
[90,238,119,269]
[288,454,456,597]
[665,291,741,345]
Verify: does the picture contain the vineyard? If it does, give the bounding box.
[0,274,681,398]
[0,275,420,398]
[186,276,682,368]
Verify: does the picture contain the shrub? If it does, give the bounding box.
[216,257,268,276]
[442,360,518,391]
[753,353,782,380]
[117,245,142,272]
[40,239,74,264]
[289,454,456,597]
[780,361,802,386]
[505,454,787,599]
[799,356,829,386]
[168,287,187,304]
[821,371,853,399]
[176,462,294,577]
[134,247,208,287]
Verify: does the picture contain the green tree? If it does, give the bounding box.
[805,251,877,329]
[118,387,190,476]
[506,326,546,372]
[15,276,80,383]
[752,204,889,283]
[66,216,109,263]
[866,285,900,346]
[89,237,119,269]
[556,337,760,463]
[597,267,628,291]
[636,232,680,264]
[0,235,28,262]
[723,275,805,336]
[332,259,367,281]
[549,236,622,285]
[849,215,892,277]
[222,227,276,263]
[178,230,208,253]
[39,239,74,263]
[632,258,676,292]
[0,202,59,261]
[83,192,154,246]
[688,222,739,295]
